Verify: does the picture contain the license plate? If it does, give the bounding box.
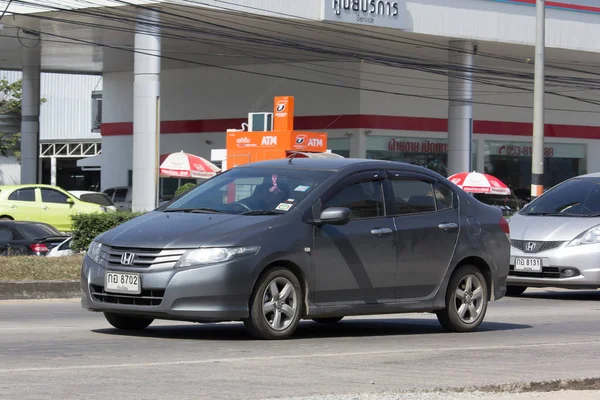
[514,257,542,272]
[104,271,141,294]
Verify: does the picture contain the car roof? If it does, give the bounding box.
[237,158,433,173]
[0,184,65,190]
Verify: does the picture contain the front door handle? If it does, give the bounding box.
[41,205,49,210]
[438,222,458,232]
[371,227,393,237]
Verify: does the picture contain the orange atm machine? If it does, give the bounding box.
[225,96,330,169]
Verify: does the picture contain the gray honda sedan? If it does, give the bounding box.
[81,158,510,339]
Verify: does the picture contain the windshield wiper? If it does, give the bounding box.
[241,210,285,216]
[164,207,227,214]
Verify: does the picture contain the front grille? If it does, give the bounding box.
[101,246,186,269]
[91,284,164,306]
[511,240,564,253]
[509,266,561,279]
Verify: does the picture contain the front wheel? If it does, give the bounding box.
[244,267,303,340]
[103,312,153,330]
[436,265,488,332]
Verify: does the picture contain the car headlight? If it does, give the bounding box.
[567,225,600,247]
[87,241,103,264]
[174,246,260,268]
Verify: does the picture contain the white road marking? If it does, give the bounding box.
[2,339,600,373]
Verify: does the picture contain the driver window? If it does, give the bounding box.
[322,177,384,220]
[41,189,70,204]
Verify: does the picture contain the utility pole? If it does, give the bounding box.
[531,0,545,198]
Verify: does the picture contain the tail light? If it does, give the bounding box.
[30,243,49,253]
[499,217,510,238]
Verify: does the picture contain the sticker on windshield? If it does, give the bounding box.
[275,203,293,211]
[294,185,310,192]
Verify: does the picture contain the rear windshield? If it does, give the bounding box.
[17,223,64,239]
[79,193,114,206]
[520,178,600,216]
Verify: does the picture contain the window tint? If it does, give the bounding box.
[521,179,600,216]
[390,179,436,214]
[114,189,128,203]
[103,189,115,199]
[0,227,13,242]
[323,178,385,219]
[8,188,36,202]
[41,189,69,204]
[17,223,62,239]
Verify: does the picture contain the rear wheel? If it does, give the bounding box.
[103,312,153,330]
[312,317,344,324]
[244,267,303,340]
[436,265,488,332]
[505,286,527,297]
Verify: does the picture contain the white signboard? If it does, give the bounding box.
[322,0,405,29]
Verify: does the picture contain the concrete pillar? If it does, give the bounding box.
[131,9,161,212]
[447,40,475,176]
[50,156,57,186]
[350,129,367,158]
[20,29,42,184]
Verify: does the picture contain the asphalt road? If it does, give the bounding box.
[1,289,600,400]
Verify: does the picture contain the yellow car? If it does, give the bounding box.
[0,184,112,232]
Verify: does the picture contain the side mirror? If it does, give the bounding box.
[67,198,75,205]
[317,207,351,226]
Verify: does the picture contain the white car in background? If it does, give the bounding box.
[69,191,117,212]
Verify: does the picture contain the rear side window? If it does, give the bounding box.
[0,227,13,242]
[103,189,115,199]
[8,188,36,202]
[521,179,600,216]
[114,189,128,202]
[80,193,114,206]
[390,179,436,214]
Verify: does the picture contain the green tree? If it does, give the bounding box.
[0,78,46,159]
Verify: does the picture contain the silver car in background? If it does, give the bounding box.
[507,172,600,296]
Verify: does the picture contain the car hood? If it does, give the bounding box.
[97,211,279,249]
[509,213,600,241]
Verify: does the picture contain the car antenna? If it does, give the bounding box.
[288,151,300,164]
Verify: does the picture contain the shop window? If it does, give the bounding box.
[483,141,587,190]
[366,136,477,177]
[327,138,350,158]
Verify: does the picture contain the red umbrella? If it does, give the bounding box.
[448,171,511,195]
[159,151,220,179]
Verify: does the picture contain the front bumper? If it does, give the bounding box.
[80,255,254,322]
[507,242,600,289]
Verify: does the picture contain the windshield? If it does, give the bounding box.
[165,167,333,214]
[520,178,600,216]
[17,223,64,239]
[79,193,114,207]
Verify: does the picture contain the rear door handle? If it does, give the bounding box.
[371,227,393,237]
[438,222,458,232]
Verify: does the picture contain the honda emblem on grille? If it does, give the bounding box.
[120,252,136,265]
[526,242,537,252]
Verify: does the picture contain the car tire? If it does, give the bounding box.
[436,264,488,333]
[244,267,303,340]
[103,312,153,330]
[312,317,344,324]
[505,286,527,297]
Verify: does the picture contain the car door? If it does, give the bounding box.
[311,170,398,306]
[0,226,13,255]
[385,171,459,300]
[5,187,40,222]
[39,188,76,231]
[113,188,130,211]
